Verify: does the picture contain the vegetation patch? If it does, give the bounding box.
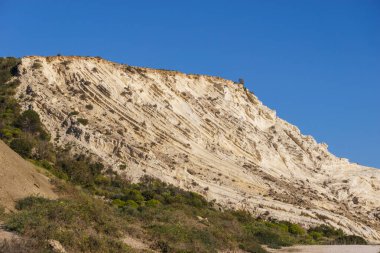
[5,194,131,253]
[68,111,79,116]
[31,62,42,69]
[0,204,5,219]
[77,117,89,125]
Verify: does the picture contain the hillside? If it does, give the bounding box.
[10,56,380,242]
[0,140,56,211]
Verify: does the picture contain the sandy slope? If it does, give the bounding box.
[0,140,56,211]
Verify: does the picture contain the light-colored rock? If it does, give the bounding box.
[122,235,156,251]
[12,56,380,242]
[0,223,19,242]
[48,239,67,253]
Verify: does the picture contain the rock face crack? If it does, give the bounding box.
[13,56,380,242]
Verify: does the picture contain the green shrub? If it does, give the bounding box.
[239,241,267,253]
[68,111,79,116]
[32,159,68,180]
[308,224,344,238]
[0,126,21,139]
[287,223,306,236]
[0,62,53,161]
[0,204,5,220]
[252,229,292,249]
[149,224,220,252]
[138,176,209,208]
[309,231,323,240]
[119,164,127,170]
[125,200,139,209]
[56,154,104,187]
[10,137,34,157]
[31,62,42,69]
[15,196,52,210]
[145,199,161,207]
[112,199,127,208]
[61,60,71,67]
[0,58,21,142]
[85,104,93,110]
[0,57,20,83]
[333,235,367,245]
[121,189,145,203]
[95,175,112,185]
[14,110,50,140]
[77,118,89,125]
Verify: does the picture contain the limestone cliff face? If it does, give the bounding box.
[13,56,380,241]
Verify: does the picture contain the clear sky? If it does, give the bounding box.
[1,0,379,168]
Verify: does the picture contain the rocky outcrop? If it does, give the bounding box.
[12,56,380,242]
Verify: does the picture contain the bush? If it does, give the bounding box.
[125,200,139,209]
[308,224,344,238]
[252,229,292,248]
[0,204,5,219]
[0,126,21,140]
[68,111,79,116]
[61,60,71,67]
[145,199,161,207]
[6,109,52,159]
[56,154,104,187]
[31,62,42,69]
[287,223,306,236]
[0,57,20,84]
[309,231,323,240]
[14,110,50,140]
[77,118,88,125]
[10,137,34,157]
[239,241,267,253]
[149,223,220,252]
[333,235,367,245]
[0,58,21,142]
[121,189,145,203]
[112,199,127,208]
[32,159,68,180]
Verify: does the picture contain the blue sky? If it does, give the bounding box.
[1,0,379,168]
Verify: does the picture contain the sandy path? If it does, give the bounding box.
[266,245,380,253]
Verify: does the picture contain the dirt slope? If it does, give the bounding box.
[0,140,56,211]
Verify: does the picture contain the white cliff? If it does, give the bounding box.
[13,56,380,242]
